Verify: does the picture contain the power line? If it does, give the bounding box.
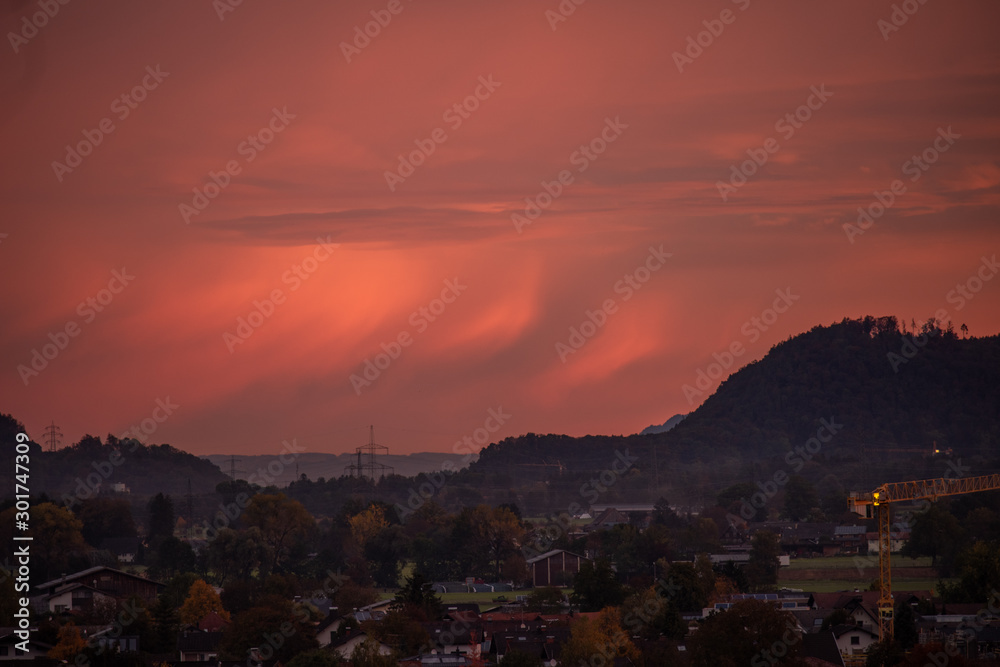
[227,455,244,480]
[43,421,62,452]
[344,426,394,482]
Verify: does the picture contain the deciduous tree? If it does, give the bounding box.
[571,558,626,612]
[688,599,808,667]
[559,607,641,667]
[746,530,781,590]
[48,624,87,661]
[392,572,441,621]
[243,493,315,574]
[179,579,231,626]
[148,493,175,542]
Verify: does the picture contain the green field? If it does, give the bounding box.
[785,555,932,570]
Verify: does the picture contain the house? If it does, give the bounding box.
[865,531,909,553]
[43,582,115,614]
[315,611,345,647]
[791,609,831,634]
[525,549,590,587]
[178,630,223,662]
[702,592,813,619]
[330,630,393,661]
[423,619,484,656]
[971,625,1000,659]
[0,628,53,660]
[831,624,879,660]
[36,566,164,612]
[811,593,879,634]
[491,634,561,664]
[755,522,840,556]
[586,508,631,531]
[799,631,846,666]
[833,526,868,555]
[587,504,655,531]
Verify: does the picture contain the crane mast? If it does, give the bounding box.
[848,472,1000,643]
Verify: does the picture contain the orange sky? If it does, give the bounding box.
[2,0,999,457]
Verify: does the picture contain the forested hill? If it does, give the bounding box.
[0,413,228,499]
[471,316,1000,475]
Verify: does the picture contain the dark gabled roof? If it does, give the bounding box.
[524,549,589,565]
[589,507,629,527]
[43,581,108,599]
[501,640,545,658]
[490,629,568,656]
[316,610,344,632]
[831,623,878,639]
[800,631,846,666]
[0,627,54,651]
[792,609,831,632]
[36,566,164,592]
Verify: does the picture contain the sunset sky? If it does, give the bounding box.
[2,0,999,457]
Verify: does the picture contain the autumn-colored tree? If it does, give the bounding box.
[48,624,87,661]
[471,505,524,581]
[559,607,641,667]
[243,493,315,574]
[179,579,231,626]
[349,505,388,548]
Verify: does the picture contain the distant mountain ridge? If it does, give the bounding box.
[640,413,687,435]
[471,316,1000,478]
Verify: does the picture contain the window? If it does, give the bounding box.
[851,636,860,645]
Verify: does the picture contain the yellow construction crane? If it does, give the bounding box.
[848,473,1000,643]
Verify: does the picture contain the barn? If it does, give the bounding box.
[525,549,589,587]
